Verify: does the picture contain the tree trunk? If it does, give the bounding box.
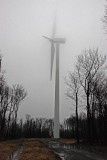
[76,92,79,143]
[87,88,91,143]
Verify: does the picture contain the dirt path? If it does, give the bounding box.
[19,139,61,160]
[40,139,107,160]
[0,139,24,160]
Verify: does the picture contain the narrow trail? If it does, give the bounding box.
[7,146,23,160]
[40,139,107,160]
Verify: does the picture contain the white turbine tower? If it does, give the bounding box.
[43,15,66,138]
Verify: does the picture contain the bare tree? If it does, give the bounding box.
[91,72,107,142]
[0,56,27,139]
[65,71,81,143]
[76,48,106,143]
[0,73,11,137]
[11,84,27,123]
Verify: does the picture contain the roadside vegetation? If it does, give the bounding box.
[65,48,107,144]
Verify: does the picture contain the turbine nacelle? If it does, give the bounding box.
[53,38,66,43]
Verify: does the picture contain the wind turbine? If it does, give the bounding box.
[43,15,66,138]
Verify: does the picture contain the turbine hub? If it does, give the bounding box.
[53,38,66,43]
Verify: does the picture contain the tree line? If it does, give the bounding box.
[0,57,27,139]
[65,48,107,144]
[0,49,107,145]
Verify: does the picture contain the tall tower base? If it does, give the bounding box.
[54,43,60,139]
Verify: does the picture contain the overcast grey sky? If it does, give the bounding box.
[0,0,107,122]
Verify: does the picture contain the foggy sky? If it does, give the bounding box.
[0,0,107,122]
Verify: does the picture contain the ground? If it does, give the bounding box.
[58,138,77,144]
[19,139,61,160]
[0,139,23,160]
[58,138,107,156]
[0,138,107,160]
[0,138,61,160]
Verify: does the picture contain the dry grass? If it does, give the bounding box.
[58,138,77,144]
[0,139,23,160]
[19,139,61,160]
[0,139,61,160]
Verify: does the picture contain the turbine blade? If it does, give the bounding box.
[42,36,52,41]
[50,11,56,80]
[50,42,55,80]
[52,9,57,38]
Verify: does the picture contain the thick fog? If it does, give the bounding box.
[0,0,107,122]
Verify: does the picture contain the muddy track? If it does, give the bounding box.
[40,139,107,160]
[7,145,23,160]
